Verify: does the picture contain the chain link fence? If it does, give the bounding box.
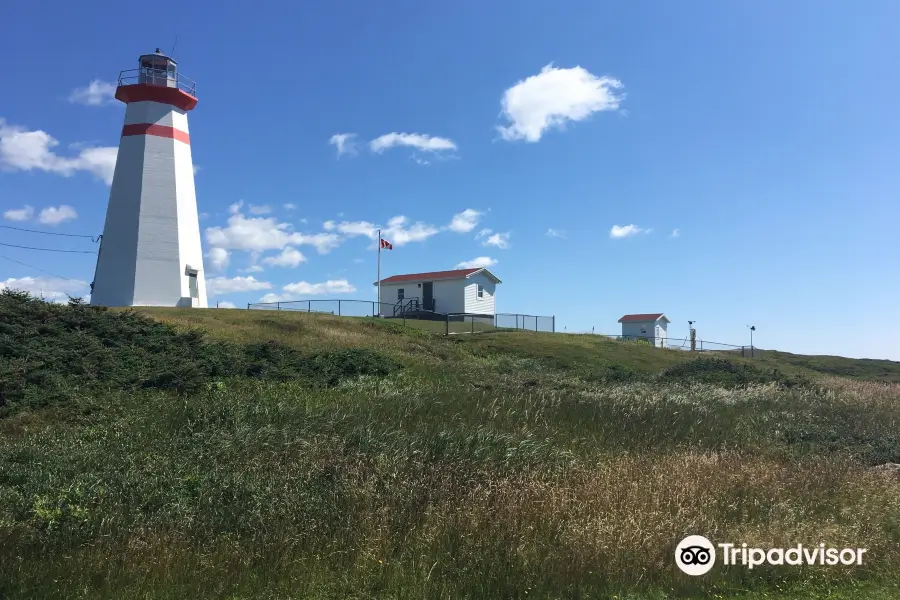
[243,300,755,353]
[246,300,556,336]
[565,332,760,357]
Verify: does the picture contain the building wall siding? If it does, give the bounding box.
[464,273,497,315]
[376,282,410,316]
[377,277,477,316]
[621,319,669,348]
[433,279,466,314]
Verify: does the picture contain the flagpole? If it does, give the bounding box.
[377,229,382,316]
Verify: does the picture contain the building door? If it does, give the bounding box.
[422,281,434,311]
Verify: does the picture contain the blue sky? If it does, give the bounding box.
[2,0,898,359]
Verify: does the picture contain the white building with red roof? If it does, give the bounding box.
[618,313,670,348]
[373,268,501,317]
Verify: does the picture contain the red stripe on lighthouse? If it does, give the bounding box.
[122,124,190,144]
[115,84,198,111]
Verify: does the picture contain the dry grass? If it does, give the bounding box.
[2,304,900,599]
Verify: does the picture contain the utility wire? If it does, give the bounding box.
[0,223,100,242]
[0,241,96,254]
[0,253,85,283]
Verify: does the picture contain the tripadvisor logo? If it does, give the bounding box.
[675,535,868,576]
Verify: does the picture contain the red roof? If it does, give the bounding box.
[618,313,667,323]
[376,268,480,285]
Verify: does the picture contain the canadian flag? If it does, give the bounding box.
[380,238,393,250]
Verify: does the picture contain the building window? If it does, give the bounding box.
[188,273,199,298]
[477,284,484,299]
[397,288,405,301]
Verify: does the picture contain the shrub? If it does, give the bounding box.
[0,291,401,415]
[658,357,811,388]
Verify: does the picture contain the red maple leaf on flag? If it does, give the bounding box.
[380,238,393,250]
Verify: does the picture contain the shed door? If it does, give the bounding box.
[422,281,434,311]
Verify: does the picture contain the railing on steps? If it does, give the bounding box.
[393,298,420,316]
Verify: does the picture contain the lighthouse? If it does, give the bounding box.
[90,49,207,308]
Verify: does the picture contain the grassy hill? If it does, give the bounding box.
[1,290,899,600]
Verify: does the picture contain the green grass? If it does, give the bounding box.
[2,291,900,599]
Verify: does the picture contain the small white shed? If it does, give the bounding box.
[618,313,670,348]
[374,268,502,317]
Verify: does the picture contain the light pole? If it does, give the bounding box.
[688,320,696,351]
[747,325,756,357]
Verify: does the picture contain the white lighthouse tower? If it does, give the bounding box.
[90,49,207,308]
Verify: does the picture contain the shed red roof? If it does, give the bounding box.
[376,268,480,285]
[618,313,667,323]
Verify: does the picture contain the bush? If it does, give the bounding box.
[0,291,401,415]
[658,357,811,388]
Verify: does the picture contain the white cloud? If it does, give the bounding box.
[327,215,440,247]
[609,224,646,239]
[262,246,307,268]
[68,80,117,106]
[248,204,272,215]
[296,232,344,254]
[370,132,457,154]
[383,216,440,245]
[329,133,357,157]
[259,293,290,304]
[497,64,624,142]
[199,212,210,220]
[205,212,342,254]
[482,231,511,249]
[671,228,680,238]
[216,301,236,309]
[38,205,78,226]
[1,276,88,303]
[193,165,200,175]
[283,279,356,296]
[334,220,377,238]
[455,256,497,269]
[0,119,117,185]
[205,247,231,271]
[283,203,296,210]
[206,275,272,296]
[546,228,566,238]
[228,201,244,214]
[4,205,34,221]
[448,209,481,233]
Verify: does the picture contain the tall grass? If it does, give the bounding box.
[1,294,899,599]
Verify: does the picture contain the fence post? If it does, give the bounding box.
[372,302,376,317]
[338,300,341,316]
[445,314,449,335]
[307,301,311,313]
[471,316,474,334]
[277,302,281,311]
[534,316,538,332]
[552,315,555,333]
[247,302,250,309]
